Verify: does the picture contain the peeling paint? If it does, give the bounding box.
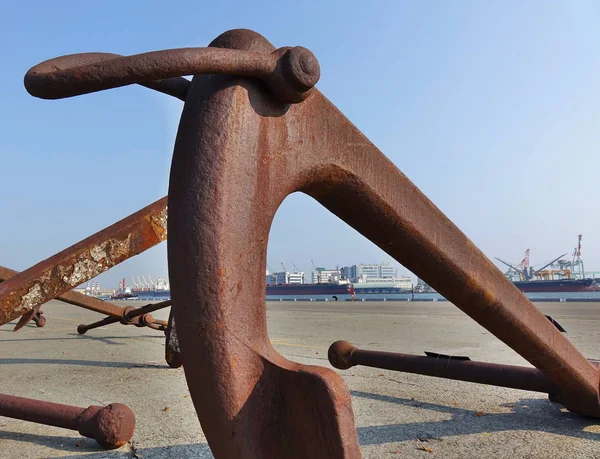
[108,234,132,260]
[19,284,43,313]
[60,236,132,287]
[90,244,108,262]
[150,207,168,240]
[63,259,106,287]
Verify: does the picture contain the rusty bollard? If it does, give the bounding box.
[0,393,135,449]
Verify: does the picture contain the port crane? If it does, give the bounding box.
[572,234,585,279]
[495,250,567,281]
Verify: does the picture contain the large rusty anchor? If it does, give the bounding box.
[16,28,600,458]
[0,198,181,367]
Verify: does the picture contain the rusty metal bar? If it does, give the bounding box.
[1,265,127,330]
[0,393,135,449]
[25,45,320,104]
[328,341,558,394]
[125,299,172,318]
[77,315,120,335]
[2,266,171,334]
[0,197,167,326]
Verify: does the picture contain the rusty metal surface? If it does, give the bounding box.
[328,340,558,395]
[25,39,320,104]
[0,393,135,449]
[0,197,167,326]
[164,28,600,457]
[1,265,125,330]
[31,310,46,327]
[168,29,360,459]
[2,265,170,335]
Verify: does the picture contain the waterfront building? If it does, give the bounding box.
[311,267,341,284]
[341,263,396,282]
[266,271,305,285]
[352,276,412,290]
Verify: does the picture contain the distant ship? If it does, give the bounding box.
[496,238,598,293]
[512,278,597,293]
[266,283,355,301]
[110,277,171,301]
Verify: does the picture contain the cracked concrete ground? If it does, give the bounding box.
[1,300,599,458]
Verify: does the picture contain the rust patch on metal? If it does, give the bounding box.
[149,206,168,241]
[59,234,133,287]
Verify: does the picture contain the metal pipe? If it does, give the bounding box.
[0,393,135,449]
[328,341,558,394]
[77,316,119,335]
[124,300,171,318]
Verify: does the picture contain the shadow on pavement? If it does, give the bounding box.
[353,391,600,445]
[0,430,213,458]
[0,357,170,369]
[0,430,103,453]
[0,331,162,345]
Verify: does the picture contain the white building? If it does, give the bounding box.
[266,271,305,285]
[352,276,412,290]
[341,263,396,282]
[311,267,341,284]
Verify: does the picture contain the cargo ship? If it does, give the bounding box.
[512,278,597,293]
[266,283,355,301]
[496,238,598,293]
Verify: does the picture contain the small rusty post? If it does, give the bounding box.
[0,393,135,449]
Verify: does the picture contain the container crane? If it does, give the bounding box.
[147,275,156,288]
[131,277,139,289]
[572,234,585,279]
[495,249,531,281]
[495,249,566,281]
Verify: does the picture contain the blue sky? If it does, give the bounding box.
[1,2,600,289]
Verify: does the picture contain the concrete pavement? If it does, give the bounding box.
[1,300,599,458]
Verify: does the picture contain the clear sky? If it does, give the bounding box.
[2,2,600,289]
